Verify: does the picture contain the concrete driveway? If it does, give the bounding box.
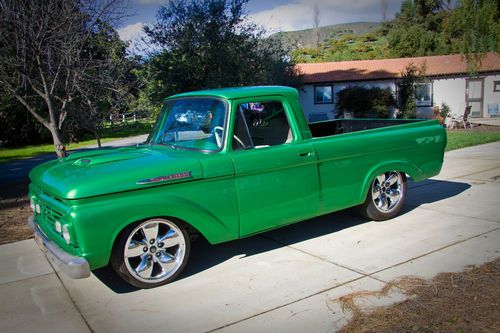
[1,142,499,332]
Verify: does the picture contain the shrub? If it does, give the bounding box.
[397,63,426,119]
[336,86,396,118]
[440,102,450,118]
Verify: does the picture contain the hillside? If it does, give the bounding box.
[271,22,382,50]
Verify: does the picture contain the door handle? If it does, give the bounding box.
[297,150,313,157]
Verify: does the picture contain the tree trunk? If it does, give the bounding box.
[94,128,102,148]
[49,127,67,158]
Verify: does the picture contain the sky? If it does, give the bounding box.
[117,0,405,45]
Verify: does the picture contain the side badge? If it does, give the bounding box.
[137,171,192,185]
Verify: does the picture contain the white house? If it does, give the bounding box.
[296,52,500,122]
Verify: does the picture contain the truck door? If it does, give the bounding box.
[229,97,320,236]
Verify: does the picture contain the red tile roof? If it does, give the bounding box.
[296,52,500,84]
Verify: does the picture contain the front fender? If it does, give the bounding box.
[106,195,236,249]
[72,186,239,269]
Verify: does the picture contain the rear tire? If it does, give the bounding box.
[357,171,407,221]
[111,218,190,289]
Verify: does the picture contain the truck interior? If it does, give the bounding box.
[232,101,292,150]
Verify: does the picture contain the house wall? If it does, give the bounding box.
[430,73,500,118]
[427,77,465,118]
[483,74,500,118]
[299,80,396,122]
[299,72,500,122]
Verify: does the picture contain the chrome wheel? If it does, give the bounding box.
[123,219,186,284]
[371,171,404,213]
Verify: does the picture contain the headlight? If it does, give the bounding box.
[62,225,71,244]
[55,221,62,233]
[35,204,41,214]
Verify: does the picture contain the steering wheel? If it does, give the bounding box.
[233,134,245,147]
[213,126,224,147]
[213,126,246,148]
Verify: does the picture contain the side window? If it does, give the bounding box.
[232,101,293,150]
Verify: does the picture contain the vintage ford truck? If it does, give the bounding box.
[28,86,446,288]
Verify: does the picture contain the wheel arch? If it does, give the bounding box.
[359,160,422,203]
[90,195,237,268]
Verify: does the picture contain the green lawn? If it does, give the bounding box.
[445,130,500,151]
[0,121,154,163]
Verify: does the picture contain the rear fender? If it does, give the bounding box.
[359,160,424,203]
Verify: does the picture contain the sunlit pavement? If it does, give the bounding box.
[1,142,499,333]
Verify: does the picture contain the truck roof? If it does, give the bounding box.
[166,86,299,101]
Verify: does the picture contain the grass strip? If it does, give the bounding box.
[0,121,153,163]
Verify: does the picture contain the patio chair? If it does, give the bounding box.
[447,106,472,129]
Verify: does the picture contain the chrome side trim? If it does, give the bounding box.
[28,216,90,279]
[136,171,192,185]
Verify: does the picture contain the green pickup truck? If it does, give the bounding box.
[28,86,446,288]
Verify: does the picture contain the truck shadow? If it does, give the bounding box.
[92,179,470,293]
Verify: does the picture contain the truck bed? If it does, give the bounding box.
[309,119,423,138]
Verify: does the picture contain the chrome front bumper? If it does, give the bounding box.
[28,216,90,279]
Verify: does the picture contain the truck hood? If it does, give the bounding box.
[29,146,203,199]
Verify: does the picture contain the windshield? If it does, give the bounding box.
[148,98,227,152]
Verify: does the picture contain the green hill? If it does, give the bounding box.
[271,22,382,50]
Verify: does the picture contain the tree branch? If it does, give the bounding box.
[11,91,50,129]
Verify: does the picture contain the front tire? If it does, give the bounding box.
[111,218,190,289]
[357,171,407,221]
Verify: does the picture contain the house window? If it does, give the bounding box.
[494,81,500,92]
[314,85,333,104]
[415,82,432,106]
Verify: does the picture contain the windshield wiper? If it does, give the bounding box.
[161,142,179,150]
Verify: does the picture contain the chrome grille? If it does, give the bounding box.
[41,203,63,223]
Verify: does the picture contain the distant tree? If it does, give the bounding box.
[0,0,126,157]
[289,0,497,68]
[387,0,451,57]
[445,0,500,72]
[313,3,321,48]
[141,0,300,102]
[387,0,498,71]
[291,30,391,63]
[381,0,389,22]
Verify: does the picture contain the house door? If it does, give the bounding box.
[466,78,484,118]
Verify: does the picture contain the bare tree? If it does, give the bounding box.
[0,0,125,157]
[381,0,388,22]
[313,3,320,48]
[72,22,139,148]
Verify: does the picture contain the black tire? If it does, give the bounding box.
[111,218,190,289]
[357,171,407,221]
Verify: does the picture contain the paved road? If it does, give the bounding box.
[0,135,148,199]
[1,142,499,332]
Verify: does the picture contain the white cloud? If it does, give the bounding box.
[249,0,402,33]
[117,22,145,42]
[117,22,155,55]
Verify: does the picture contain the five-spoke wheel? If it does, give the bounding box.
[357,171,407,221]
[111,218,190,288]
